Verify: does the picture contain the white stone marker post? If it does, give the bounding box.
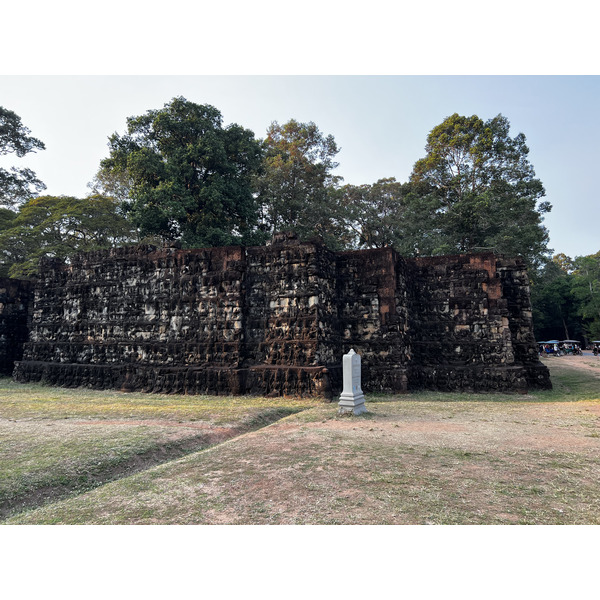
[338,349,367,415]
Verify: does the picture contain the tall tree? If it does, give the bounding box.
[0,106,46,207]
[95,97,264,248]
[0,195,137,278]
[571,251,600,340]
[338,178,405,249]
[0,208,17,276]
[258,119,345,247]
[530,257,583,342]
[410,113,551,268]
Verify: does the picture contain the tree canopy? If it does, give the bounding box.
[571,252,600,339]
[95,97,264,248]
[530,251,600,343]
[337,178,445,255]
[257,119,346,247]
[0,106,46,207]
[3,99,590,344]
[409,113,551,268]
[0,195,136,277]
[338,178,406,249]
[530,258,583,342]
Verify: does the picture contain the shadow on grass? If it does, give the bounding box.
[0,407,299,521]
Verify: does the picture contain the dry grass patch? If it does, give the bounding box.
[9,395,600,525]
[0,378,319,424]
[4,358,600,525]
[0,378,321,518]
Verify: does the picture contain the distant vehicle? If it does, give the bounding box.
[538,340,561,356]
[559,340,582,355]
[592,341,600,356]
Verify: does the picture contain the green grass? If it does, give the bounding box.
[0,378,321,518]
[2,359,600,524]
[368,361,600,404]
[0,377,321,424]
[0,422,182,510]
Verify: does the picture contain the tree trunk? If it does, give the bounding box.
[562,316,570,340]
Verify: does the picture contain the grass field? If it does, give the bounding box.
[0,381,318,519]
[2,357,599,524]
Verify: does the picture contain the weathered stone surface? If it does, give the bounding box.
[406,253,550,392]
[13,235,551,397]
[0,278,32,375]
[338,349,367,415]
[336,248,411,393]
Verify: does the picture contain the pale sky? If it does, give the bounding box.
[1,75,598,259]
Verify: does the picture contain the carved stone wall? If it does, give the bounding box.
[13,235,551,396]
[336,248,412,392]
[0,278,32,375]
[409,254,531,391]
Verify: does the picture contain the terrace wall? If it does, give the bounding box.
[0,278,32,375]
[13,236,551,396]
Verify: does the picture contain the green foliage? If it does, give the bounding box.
[257,119,347,248]
[530,251,600,343]
[95,97,264,248]
[530,257,584,341]
[338,178,405,249]
[410,113,551,268]
[571,252,600,339]
[552,253,575,274]
[0,106,46,207]
[0,195,137,277]
[0,207,16,231]
[0,208,17,276]
[338,178,447,255]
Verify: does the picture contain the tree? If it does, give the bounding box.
[257,119,345,247]
[0,106,46,207]
[0,207,16,231]
[338,178,408,249]
[0,208,17,276]
[0,195,137,278]
[410,113,551,268]
[95,97,264,248]
[337,178,446,255]
[530,257,583,342]
[552,252,575,274]
[571,251,600,340]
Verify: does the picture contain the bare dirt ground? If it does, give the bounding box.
[8,358,600,525]
[183,397,600,525]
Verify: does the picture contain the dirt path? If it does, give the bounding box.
[542,353,600,376]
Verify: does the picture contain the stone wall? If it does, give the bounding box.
[242,232,336,395]
[0,278,32,375]
[497,257,552,389]
[409,254,529,391]
[336,248,411,392]
[13,235,551,396]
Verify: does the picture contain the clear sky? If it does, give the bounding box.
[1,75,597,258]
